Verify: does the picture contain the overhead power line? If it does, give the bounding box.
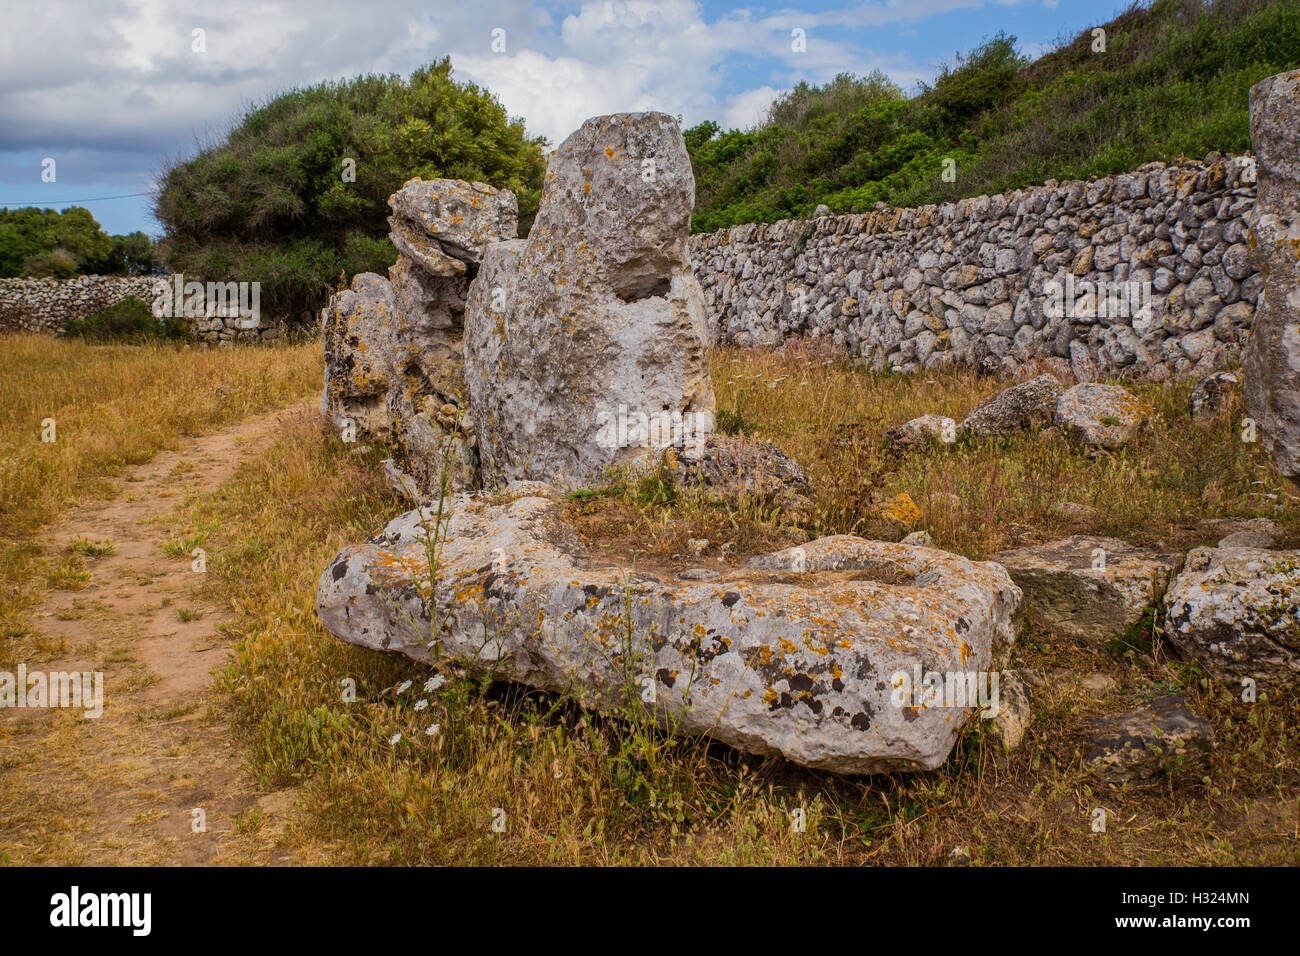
[0,191,153,207]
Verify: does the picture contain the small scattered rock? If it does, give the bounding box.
[1201,516,1283,544]
[961,374,1064,437]
[986,670,1031,754]
[900,530,934,547]
[1080,672,1118,697]
[1015,667,1046,688]
[1217,530,1277,549]
[1083,694,1213,784]
[1054,383,1151,449]
[666,435,813,520]
[886,414,956,452]
[677,567,720,581]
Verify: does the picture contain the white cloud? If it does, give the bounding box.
[721,86,782,131]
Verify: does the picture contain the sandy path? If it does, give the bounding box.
[0,401,312,865]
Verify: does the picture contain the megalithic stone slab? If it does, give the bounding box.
[464,113,716,489]
[1243,69,1300,476]
[315,487,1022,774]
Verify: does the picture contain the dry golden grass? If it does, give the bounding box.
[175,343,1297,865]
[5,336,1297,865]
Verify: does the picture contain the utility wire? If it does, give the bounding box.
[0,192,152,206]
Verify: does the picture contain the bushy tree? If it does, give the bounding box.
[154,58,546,325]
[0,206,152,278]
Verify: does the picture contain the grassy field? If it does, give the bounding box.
[4,336,1297,864]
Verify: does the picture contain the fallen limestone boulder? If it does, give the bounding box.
[886,414,956,451]
[1054,383,1151,449]
[1083,694,1213,784]
[1243,69,1300,478]
[316,488,1022,774]
[1163,545,1300,691]
[464,112,715,489]
[960,374,1063,437]
[992,535,1180,647]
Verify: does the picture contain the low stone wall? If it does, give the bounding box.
[0,273,287,344]
[689,154,1261,380]
[0,275,162,335]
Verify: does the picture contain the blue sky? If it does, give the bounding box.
[0,0,1132,237]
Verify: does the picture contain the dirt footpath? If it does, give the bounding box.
[0,402,311,865]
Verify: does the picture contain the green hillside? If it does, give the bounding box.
[687,0,1300,233]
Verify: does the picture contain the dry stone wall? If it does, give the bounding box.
[0,273,288,343]
[690,154,1261,381]
[0,275,162,335]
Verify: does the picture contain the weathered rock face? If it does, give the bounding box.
[1054,383,1151,448]
[388,178,519,275]
[1164,545,1300,690]
[993,536,1180,646]
[315,487,1022,774]
[961,374,1063,437]
[320,272,396,439]
[464,112,716,489]
[1243,70,1300,478]
[321,178,518,489]
[1083,694,1213,784]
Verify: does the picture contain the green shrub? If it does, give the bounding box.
[63,297,189,343]
[155,58,546,328]
[687,0,1300,232]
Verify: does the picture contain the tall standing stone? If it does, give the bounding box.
[464,112,716,488]
[1242,69,1300,477]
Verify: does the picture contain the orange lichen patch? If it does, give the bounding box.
[879,492,921,526]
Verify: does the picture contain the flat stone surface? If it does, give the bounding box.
[1083,694,1213,784]
[316,490,1022,774]
[993,535,1180,646]
[1164,545,1300,690]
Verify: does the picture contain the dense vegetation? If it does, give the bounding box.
[63,297,189,342]
[0,206,158,278]
[154,59,546,325]
[687,0,1300,232]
